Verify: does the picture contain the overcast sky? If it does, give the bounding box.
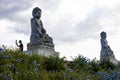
[0,0,120,60]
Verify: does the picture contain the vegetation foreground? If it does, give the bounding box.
[0,49,120,80]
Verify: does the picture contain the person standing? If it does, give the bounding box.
[0,46,3,52]
[16,40,23,52]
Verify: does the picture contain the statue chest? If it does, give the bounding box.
[35,19,42,29]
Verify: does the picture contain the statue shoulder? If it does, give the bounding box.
[31,18,36,21]
[31,18,38,24]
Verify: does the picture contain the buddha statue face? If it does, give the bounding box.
[100,31,107,39]
[32,7,41,19]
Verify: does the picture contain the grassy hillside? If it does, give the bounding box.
[0,49,120,80]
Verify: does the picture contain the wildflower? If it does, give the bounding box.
[8,74,12,77]
[63,73,67,79]
[95,72,103,77]
[3,55,9,59]
[111,71,120,79]
[69,75,74,80]
[16,71,18,74]
[107,76,112,80]
[16,58,23,63]
[37,64,40,66]
[0,48,3,52]
[3,76,7,80]
[33,60,37,66]
[111,74,115,79]
[34,68,40,72]
[10,78,13,80]
[102,72,111,80]
[4,70,7,74]
[85,76,89,80]
[67,68,73,72]
[7,64,12,69]
[36,75,39,78]
[113,71,120,76]
[0,64,2,67]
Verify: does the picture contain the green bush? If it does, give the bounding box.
[73,55,90,70]
[89,58,101,73]
[44,55,65,71]
[99,60,116,70]
[0,49,120,80]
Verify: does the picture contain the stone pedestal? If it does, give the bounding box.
[100,52,119,65]
[26,43,55,56]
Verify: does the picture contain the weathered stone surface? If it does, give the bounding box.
[100,31,119,65]
[27,44,55,56]
[30,7,54,46]
[27,7,55,56]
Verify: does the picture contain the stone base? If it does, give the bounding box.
[100,56,119,65]
[26,43,56,57]
[100,50,119,65]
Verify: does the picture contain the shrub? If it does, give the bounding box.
[44,55,65,71]
[1,49,120,79]
[73,55,90,70]
[89,58,101,73]
[99,60,117,70]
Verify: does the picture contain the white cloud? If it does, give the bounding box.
[0,0,120,60]
[0,0,33,19]
[56,38,100,60]
[0,19,29,49]
[96,0,120,8]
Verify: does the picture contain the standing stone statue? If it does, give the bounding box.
[100,31,118,65]
[27,7,55,56]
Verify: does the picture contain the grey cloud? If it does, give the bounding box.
[36,0,62,11]
[49,15,75,43]
[0,0,33,35]
[0,0,33,20]
[2,0,120,44]
[0,0,62,36]
[74,8,106,40]
[0,0,62,20]
[7,23,31,35]
[73,8,120,42]
[52,8,104,42]
[53,7,120,43]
